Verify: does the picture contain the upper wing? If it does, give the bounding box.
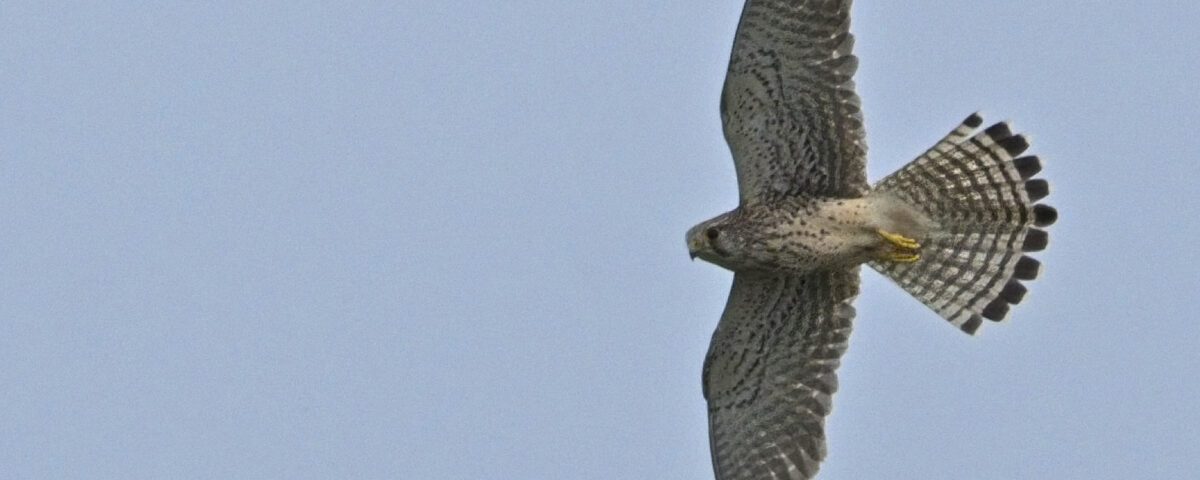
[703,268,859,480]
[721,0,867,203]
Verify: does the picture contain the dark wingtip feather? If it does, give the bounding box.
[1013,156,1042,179]
[981,298,1010,321]
[1022,229,1049,251]
[961,315,983,335]
[1013,255,1041,280]
[964,112,984,129]
[984,122,1013,141]
[998,135,1030,157]
[1025,179,1050,201]
[1033,204,1058,227]
[999,280,1028,304]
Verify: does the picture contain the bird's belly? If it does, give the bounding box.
[759,199,879,272]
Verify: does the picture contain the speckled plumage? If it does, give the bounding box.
[685,2,1056,479]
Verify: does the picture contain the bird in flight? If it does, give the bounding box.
[685,1,1056,479]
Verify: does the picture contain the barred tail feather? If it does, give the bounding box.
[869,113,1056,334]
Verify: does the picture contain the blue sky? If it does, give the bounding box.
[3,1,1198,478]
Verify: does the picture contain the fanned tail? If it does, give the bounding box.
[869,113,1057,334]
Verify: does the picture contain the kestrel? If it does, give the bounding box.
[685,1,1056,479]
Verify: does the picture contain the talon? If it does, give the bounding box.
[883,251,920,263]
[876,228,921,263]
[877,229,920,249]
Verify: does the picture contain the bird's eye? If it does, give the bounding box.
[705,227,720,241]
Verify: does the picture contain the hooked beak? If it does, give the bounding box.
[689,250,699,261]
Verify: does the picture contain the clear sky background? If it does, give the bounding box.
[2,1,1198,479]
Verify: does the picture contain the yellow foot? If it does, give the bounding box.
[876,229,921,263]
[881,251,921,263]
[876,229,920,249]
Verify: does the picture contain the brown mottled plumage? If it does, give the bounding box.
[685,2,1056,479]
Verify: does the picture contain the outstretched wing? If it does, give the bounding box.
[703,269,859,480]
[721,0,867,203]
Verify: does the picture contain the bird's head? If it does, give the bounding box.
[686,211,751,271]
